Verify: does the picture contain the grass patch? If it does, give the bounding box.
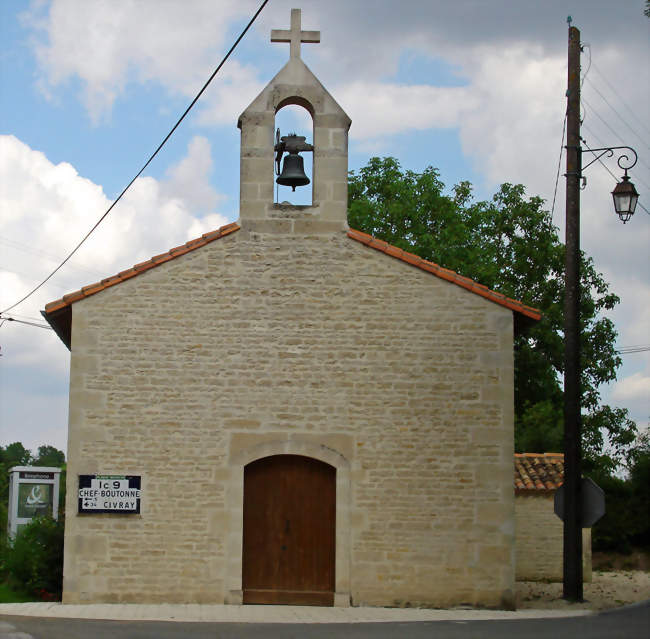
[0,581,36,603]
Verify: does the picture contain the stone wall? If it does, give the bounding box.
[63,222,517,608]
[515,493,592,582]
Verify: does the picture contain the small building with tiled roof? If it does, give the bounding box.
[44,9,544,609]
[514,453,591,582]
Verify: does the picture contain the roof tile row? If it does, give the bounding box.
[347,229,542,321]
[43,225,541,334]
[45,222,240,314]
[514,453,564,492]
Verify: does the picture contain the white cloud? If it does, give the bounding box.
[197,61,266,126]
[23,0,260,122]
[336,82,477,141]
[0,134,230,291]
[612,371,650,404]
[9,0,649,449]
[159,136,225,216]
[609,368,650,430]
[0,134,231,449]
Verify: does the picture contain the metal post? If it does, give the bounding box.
[563,24,583,602]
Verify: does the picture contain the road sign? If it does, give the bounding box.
[554,477,605,527]
[78,475,141,514]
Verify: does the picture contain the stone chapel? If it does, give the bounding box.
[44,9,541,608]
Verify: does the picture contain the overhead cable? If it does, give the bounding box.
[581,96,650,174]
[1,0,269,315]
[616,345,650,354]
[551,112,567,222]
[585,76,649,152]
[0,315,53,330]
[591,61,650,137]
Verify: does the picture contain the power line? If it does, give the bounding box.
[1,0,269,315]
[551,112,567,222]
[581,127,622,182]
[0,235,107,279]
[582,96,650,175]
[0,315,52,330]
[637,200,650,217]
[591,61,650,138]
[0,311,48,323]
[616,345,650,354]
[580,43,592,89]
[585,76,649,152]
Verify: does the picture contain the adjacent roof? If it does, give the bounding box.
[515,453,564,493]
[42,223,541,350]
[347,229,542,325]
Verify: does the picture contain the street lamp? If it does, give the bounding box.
[581,145,639,223]
[612,171,639,224]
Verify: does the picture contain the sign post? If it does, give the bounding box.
[7,466,62,538]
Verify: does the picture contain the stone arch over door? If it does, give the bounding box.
[224,438,351,607]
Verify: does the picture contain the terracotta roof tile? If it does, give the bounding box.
[514,453,564,492]
[347,228,542,322]
[43,222,540,350]
[43,222,239,316]
[42,222,240,349]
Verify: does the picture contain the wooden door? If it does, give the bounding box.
[242,455,336,605]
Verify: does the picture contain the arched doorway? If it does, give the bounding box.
[242,454,335,605]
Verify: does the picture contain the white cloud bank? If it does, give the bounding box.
[0,134,230,451]
[22,0,261,123]
[7,0,649,445]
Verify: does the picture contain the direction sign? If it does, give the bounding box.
[78,475,141,514]
[554,477,605,527]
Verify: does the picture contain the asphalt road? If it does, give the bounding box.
[1,602,649,639]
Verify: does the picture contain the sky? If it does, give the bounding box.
[1,0,648,457]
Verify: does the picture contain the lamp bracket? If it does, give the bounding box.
[581,146,638,173]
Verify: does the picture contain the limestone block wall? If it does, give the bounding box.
[63,224,517,608]
[515,494,592,582]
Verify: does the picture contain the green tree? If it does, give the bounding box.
[591,432,650,552]
[348,157,636,472]
[34,446,65,468]
[0,443,33,467]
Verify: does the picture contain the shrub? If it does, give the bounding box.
[2,516,64,600]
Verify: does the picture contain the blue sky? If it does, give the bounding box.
[1,0,648,455]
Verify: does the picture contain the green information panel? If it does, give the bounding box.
[17,483,53,518]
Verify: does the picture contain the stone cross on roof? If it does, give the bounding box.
[271,8,320,59]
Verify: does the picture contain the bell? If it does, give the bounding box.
[276,152,310,191]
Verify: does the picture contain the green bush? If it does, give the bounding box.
[590,438,650,553]
[1,516,64,600]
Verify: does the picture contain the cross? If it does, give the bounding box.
[271,8,320,59]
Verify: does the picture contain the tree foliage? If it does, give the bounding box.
[591,433,650,552]
[348,157,636,472]
[0,516,64,600]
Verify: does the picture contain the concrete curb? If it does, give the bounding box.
[0,603,594,624]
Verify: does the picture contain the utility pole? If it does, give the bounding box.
[563,22,583,602]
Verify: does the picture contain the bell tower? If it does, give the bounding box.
[237,8,351,232]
